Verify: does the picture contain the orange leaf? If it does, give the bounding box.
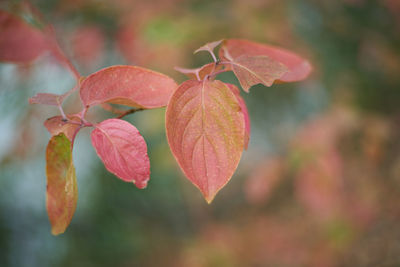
[80,65,177,109]
[166,80,245,203]
[46,133,78,235]
[220,39,312,83]
[229,55,288,92]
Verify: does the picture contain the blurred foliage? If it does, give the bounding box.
[1,0,400,266]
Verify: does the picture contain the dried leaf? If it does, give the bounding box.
[220,39,312,83]
[229,55,288,92]
[29,93,64,106]
[46,133,78,235]
[166,80,245,203]
[80,65,177,109]
[194,40,223,55]
[44,115,81,141]
[91,119,150,189]
[0,10,47,63]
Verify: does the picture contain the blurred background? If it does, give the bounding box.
[1,0,400,266]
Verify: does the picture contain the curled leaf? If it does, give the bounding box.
[226,83,250,149]
[80,65,177,109]
[46,133,78,235]
[228,55,288,92]
[166,80,245,203]
[175,63,224,80]
[29,93,65,106]
[44,115,81,141]
[91,118,150,189]
[0,10,47,63]
[194,40,223,55]
[220,39,312,83]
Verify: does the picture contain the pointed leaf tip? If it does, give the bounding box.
[91,119,150,188]
[166,80,245,202]
[194,40,223,55]
[46,133,78,235]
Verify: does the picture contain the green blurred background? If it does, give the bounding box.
[1,0,400,266]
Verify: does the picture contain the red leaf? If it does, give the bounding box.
[46,133,78,235]
[166,80,245,203]
[44,115,81,141]
[220,39,312,83]
[226,83,250,149]
[228,55,288,92]
[80,65,177,109]
[29,93,65,106]
[175,62,224,80]
[0,10,47,63]
[91,118,150,189]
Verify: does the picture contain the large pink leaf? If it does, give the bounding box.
[228,54,288,92]
[80,65,177,109]
[166,80,245,203]
[46,133,78,235]
[220,39,312,83]
[226,83,250,149]
[44,115,81,141]
[0,10,47,63]
[91,118,150,189]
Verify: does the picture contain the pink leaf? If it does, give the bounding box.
[29,93,65,106]
[229,55,288,92]
[0,10,47,63]
[220,39,312,83]
[80,65,177,109]
[44,115,81,141]
[226,83,251,149]
[91,118,150,189]
[46,133,78,235]
[166,80,245,203]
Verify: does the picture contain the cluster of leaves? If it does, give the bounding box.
[0,7,311,234]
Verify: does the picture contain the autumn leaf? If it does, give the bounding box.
[220,39,312,83]
[44,115,81,141]
[194,40,223,55]
[175,62,224,80]
[228,54,288,92]
[0,9,47,63]
[29,93,65,106]
[226,83,251,149]
[166,80,245,203]
[46,133,78,235]
[80,65,177,109]
[91,118,150,189]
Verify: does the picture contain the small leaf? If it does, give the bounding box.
[80,65,177,109]
[226,83,250,149]
[229,55,288,92]
[91,118,150,189]
[44,115,81,141]
[46,133,78,235]
[194,40,223,55]
[29,93,64,106]
[175,63,224,80]
[220,39,312,83]
[0,10,47,63]
[166,80,245,203]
